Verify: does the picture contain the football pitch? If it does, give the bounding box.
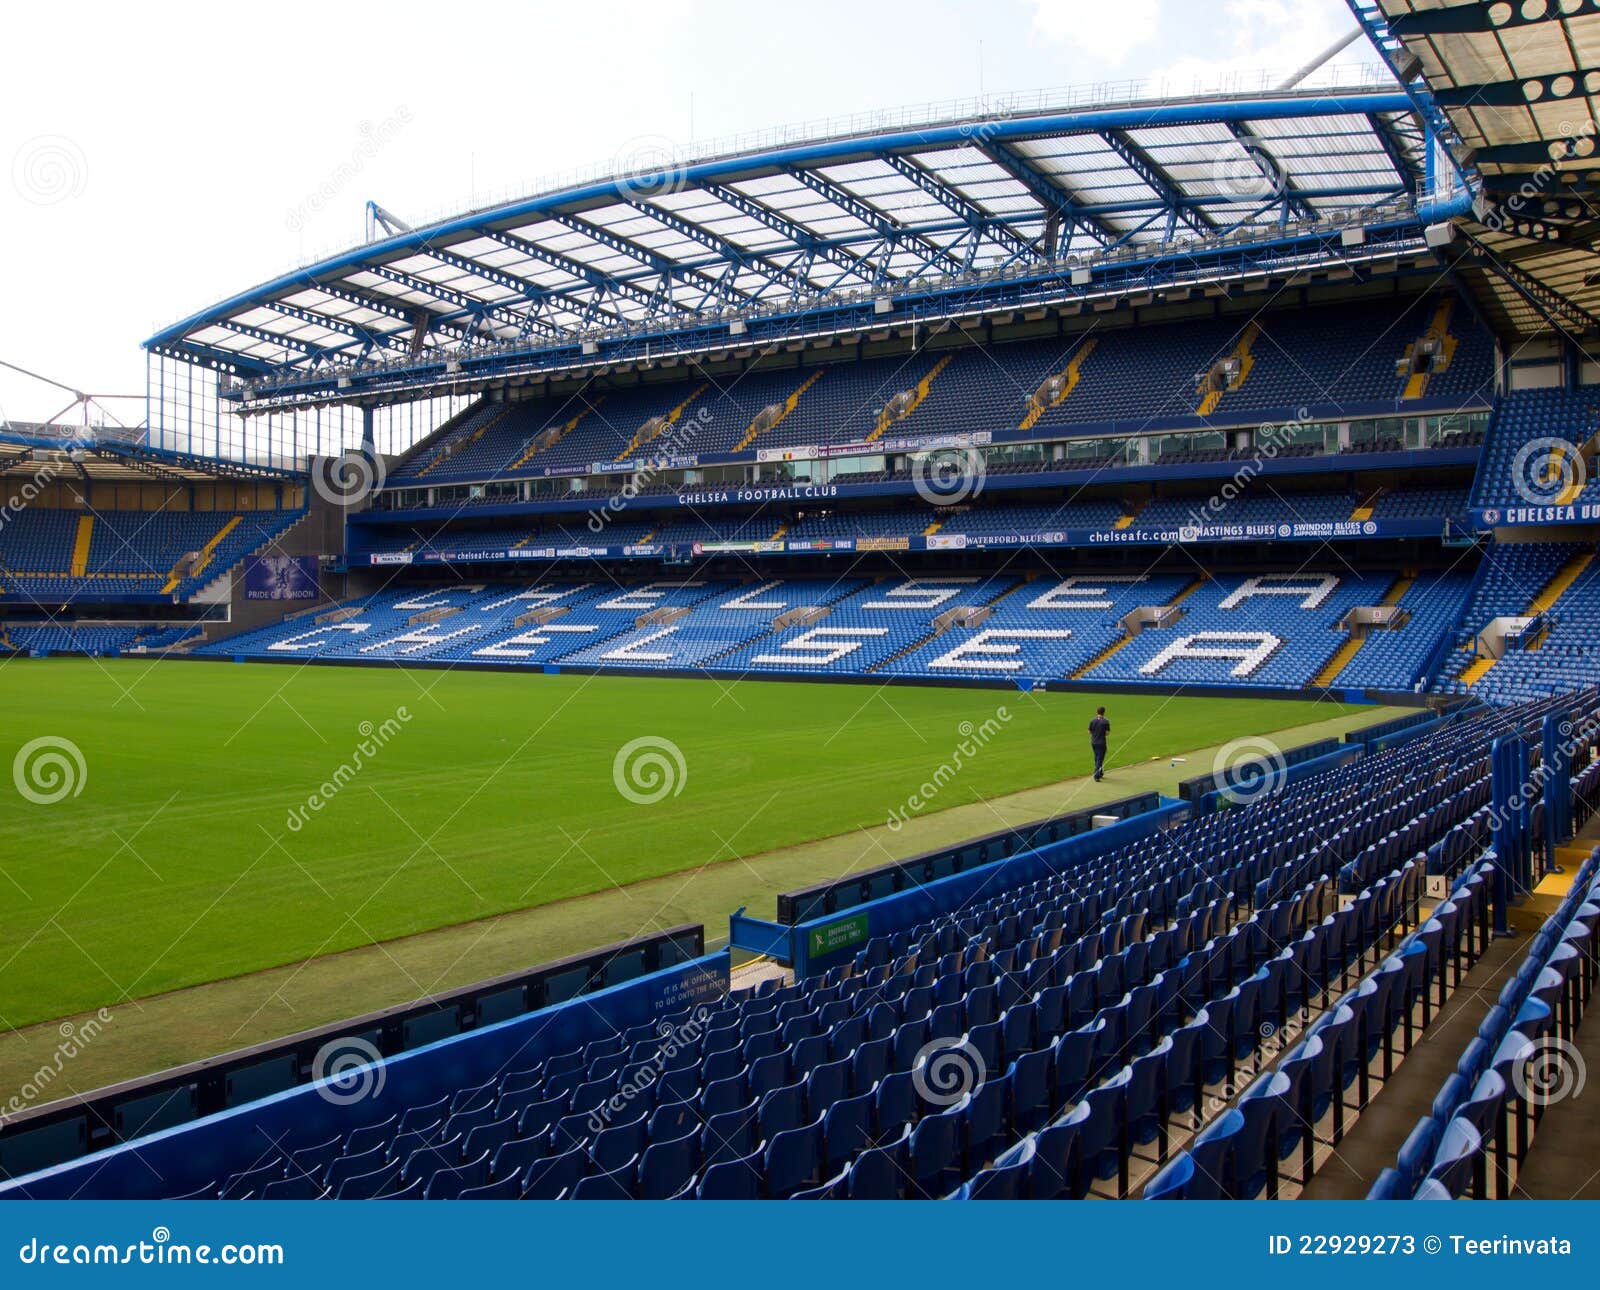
[0,658,1386,1031]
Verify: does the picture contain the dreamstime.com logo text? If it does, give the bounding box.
[586,1006,712,1134]
[18,1228,283,1268]
[0,1009,113,1127]
[886,708,1011,831]
[284,708,412,833]
[286,106,413,233]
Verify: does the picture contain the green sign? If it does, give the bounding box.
[807,912,870,959]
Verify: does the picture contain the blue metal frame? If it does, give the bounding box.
[147,90,1432,409]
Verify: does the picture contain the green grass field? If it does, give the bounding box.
[0,658,1375,1030]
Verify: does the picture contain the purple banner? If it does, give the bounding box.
[244,554,319,600]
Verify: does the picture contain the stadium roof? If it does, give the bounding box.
[146,78,1469,410]
[1353,0,1600,337]
[0,427,302,483]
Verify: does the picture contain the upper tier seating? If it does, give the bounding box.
[1472,388,1600,510]
[0,508,304,601]
[380,298,1494,486]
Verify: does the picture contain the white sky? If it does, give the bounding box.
[0,0,1365,426]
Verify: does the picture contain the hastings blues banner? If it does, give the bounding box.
[244,555,318,601]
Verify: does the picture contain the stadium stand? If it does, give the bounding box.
[371,299,1495,489]
[0,507,305,601]
[11,694,1587,1201]
[1363,852,1598,1200]
[1472,389,1600,510]
[202,568,1477,693]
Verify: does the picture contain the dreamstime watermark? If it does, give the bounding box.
[17,1228,284,1268]
[886,708,1011,831]
[11,135,88,206]
[285,106,414,233]
[1210,139,1285,203]
[1509,436,1587,506]
[12,736,87,805]
[911,447,986,508]
[586,1007,712,1135]
[1210,735,1287,807]
[612,735,687,805]
[0,1009,114,1126]
[1184,407,1313,529]
[310,448,387,508]
[1511,1036,1586,1107]
[0,459,68,537]
[284,708,412,833]
[311,1035,386,1106]
[1201,1017,1305,1119]
[586,405,711,534]
[911,1036,986,1107]
[1478,116,1598,234]
[611,133,692,200]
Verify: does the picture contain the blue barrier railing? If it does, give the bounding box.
[0,925,704,1186]
[773,790,1162,925]
[741,798,1192,980]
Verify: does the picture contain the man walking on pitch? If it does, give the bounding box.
[1088,706,1111,781]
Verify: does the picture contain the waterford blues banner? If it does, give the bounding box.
[243,555,318,600]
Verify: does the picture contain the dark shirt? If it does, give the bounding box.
[1088,716,1110,748]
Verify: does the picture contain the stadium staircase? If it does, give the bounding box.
[868,580,1024,671]
[1400,298,1457,401]
[1458,551,1594,688]
[735,371,824,452]
[1311,573,1412,687]
[1018,338,1097,431]
[1197,322,1259,416]
[866,354,953,442]
[161,516,241,593]
[1111,498,1145,530]
[1070,576,1205,680]
[1350,487,1383,522]
[417,408,509,479]
[69,515,94,577]
[616,386,707,460]
[512,399,604,470]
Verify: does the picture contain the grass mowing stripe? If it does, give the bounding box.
[0,659,1372,1028]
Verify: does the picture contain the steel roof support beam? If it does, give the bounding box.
[363,265,523,341]
[1388,2,1580,36]
[616,199,808,304]
[1369,112,1424,196]
[262,301,406,362]
[785,166,964,277]
[311,281,484,349]
[1096,131,1220,241]
[1344,0,1475,193]
[979,142,1117,252]
[402,247,567,339]
[215,320,331,364]
[1221,123,1318,223]
[545,212,745,313]
[701,183,876,291]
[1433,70,1600,109]
[1454,227,1600,336]
[881,153,1040,265]
[475,228,653,328]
